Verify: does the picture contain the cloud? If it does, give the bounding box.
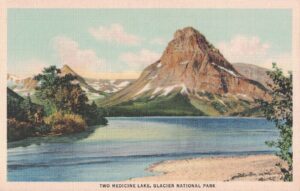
[120,49,161,70]
[149,37,167,45]
[53,36,107,75]
[89,24,142,46]
[8,59,49,78]
[217,35,270,64]
[216,35,292,73]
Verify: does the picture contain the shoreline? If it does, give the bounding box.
[130,154,285,181]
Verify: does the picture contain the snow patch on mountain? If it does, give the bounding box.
[180,60,189,65]
[211,62,239,77]
[135,83,151,96]
[180,84,189,95]
[85,79,134,93]
[160,85,179,96]
[157,62,162,68]
[152,87,163,95]
[116,81,130,88]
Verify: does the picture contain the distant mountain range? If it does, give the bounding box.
[85,79,135,94]
[7,65,134,99]
[99,27,271,116]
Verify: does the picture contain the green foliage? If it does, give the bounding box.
[34,66,88,114]
[211,101,228,114]
[55,83,88,114]
[34,65,107,126]
[7,93,26,121]
[7,88,49,141]
[44,112,86,134]
[106,93,205,116]
[82,101,108,126]
[34,66,61,108]
[259,63,293,181]
[20,95,35,122]
[34,124,51,135]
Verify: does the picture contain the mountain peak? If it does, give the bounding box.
[174,27,204,39]
[61,65,77,75]
[168,27,215,55]
[163,27,238,75]
[62,64,72,71]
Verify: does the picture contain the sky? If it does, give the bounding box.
[8,9,292,79]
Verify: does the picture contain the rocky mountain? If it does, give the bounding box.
[232,63,272,89]
[100,27,270,116]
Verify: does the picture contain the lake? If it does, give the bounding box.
[7,117,278,181]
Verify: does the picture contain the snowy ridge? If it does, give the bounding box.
[116,81,130,88]
[211,62,239,77]
[85,79,133,93]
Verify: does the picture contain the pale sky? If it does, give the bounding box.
[8,9,292,79]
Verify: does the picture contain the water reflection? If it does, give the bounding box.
[8,125,106,149]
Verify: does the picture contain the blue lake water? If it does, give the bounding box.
[7,117,278,181]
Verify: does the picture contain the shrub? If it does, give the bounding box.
[7,118,34,141]
[211,101,227,114]
[82,102,108,126]
[34,124,51,135]
[44,112,87,134]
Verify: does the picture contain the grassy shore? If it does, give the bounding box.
[130,154,286,181]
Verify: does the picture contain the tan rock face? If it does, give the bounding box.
[148,27,270,100]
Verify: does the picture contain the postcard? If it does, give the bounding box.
[0,0,300,191]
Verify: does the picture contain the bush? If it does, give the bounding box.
[83,102,108,126]
[211,101,227,114]
[44,112,87,134]
[7,118,34,141]
[34,124,51,135]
